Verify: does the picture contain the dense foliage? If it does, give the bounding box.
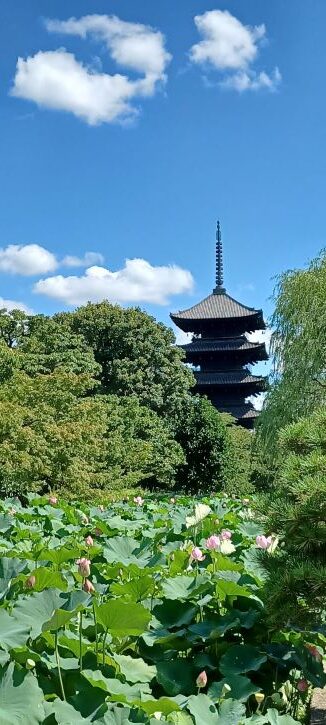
[258,408,326,629]
[257,250,326,450]
[0,305,235,500]
[0,493,324,724]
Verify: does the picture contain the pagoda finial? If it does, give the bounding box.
[214,220,225,293]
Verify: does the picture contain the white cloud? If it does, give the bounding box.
[222,67,281,92]
[246,328,273,353]
[62,252,105,267]
[12,15,171,125]
[174,329,192,345]
[190,10,281,92]
[0,298,33,314]
[0,244,57,276]
[247,392,266,411]
[33,258,194,306]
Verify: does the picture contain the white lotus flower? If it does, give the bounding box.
[186,503,212,528]
[220,539,236,555]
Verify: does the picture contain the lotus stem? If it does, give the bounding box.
[55,630,66,701]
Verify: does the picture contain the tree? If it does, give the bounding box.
[0,308,28,348]
[0,366,109,500]
[104,396,184,492]
[58,301,194,419]
[257,250,326,451]
[19,314,100,377]
[0,345,184,501]
[260,408,326,629]
[174,395,230,494]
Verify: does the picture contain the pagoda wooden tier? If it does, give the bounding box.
[170,222,268,429]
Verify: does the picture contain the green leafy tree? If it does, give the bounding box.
[59,301,194,418]
[260,408,326,628]
[174,395,230,493]
[0,366,109,500]
[258,250,326,451]
[0,308,28,348]
[104,396,184,492]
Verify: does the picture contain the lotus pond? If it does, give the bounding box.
[0,494,324,724]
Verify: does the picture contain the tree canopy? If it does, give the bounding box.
[0,302,233,500]
[257,250,326,450]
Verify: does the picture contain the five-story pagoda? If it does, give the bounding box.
[170,222,268,429]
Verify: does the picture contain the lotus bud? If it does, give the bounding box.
[85,535,94,547]
[196,670,207,688]
[297,679,309,692]
[243,498,250,505]
[26,658,36,670]
[305,643,322,661]
[221,529,232,540]
[49,495,57,505]
[133,496,144,506]
[170,497,176,504]
[83,578,95,593]
[255,693,265,704]
[76,557,91,577]
[26,575,36,589]
[256,535,272,550]
[206,535,221,550]
[190,547,205,562]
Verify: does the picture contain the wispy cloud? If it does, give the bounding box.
[11,14,171,125]
[190,10,281,92]
[33,258,194,306]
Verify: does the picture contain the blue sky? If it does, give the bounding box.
[0,0,324,343]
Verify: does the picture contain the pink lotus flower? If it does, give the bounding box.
[306,644,322,661]
[49,496,57,505]
[196,670,207,688]
[221,529,232,540]
[297,678,308,692]
[206,535,221,550]
[85,535,94,547]
[134,496,144,506]
[76,557,91,577]
[256,535,273,550]
[83,578,95,593]
[26,575,36,589]
[190,547,205,562]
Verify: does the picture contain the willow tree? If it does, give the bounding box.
[258,250,326,450]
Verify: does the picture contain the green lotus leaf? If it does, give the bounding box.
[95,600,151,636]
[209,674,261,702]
[0,662,45,724]
[161,574,211,601]
[219,644,267,676]
[26,566,68,591]
[114,653,157,683]
[0,608,30,651]
[156,659,196,696]
[187,694,219,724]
[216,698,246,724]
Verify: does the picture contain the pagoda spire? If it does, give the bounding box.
[214,220,225,294]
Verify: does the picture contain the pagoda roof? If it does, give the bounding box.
[180,336,268,358]
[171,291,265,328]
[194,369,267,387]
[218,403,260,421]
